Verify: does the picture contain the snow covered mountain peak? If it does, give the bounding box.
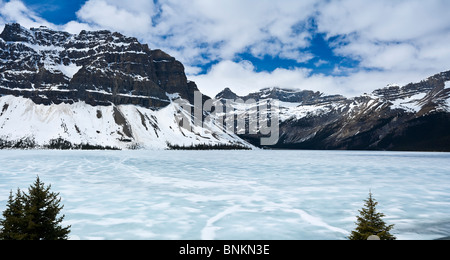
[0,24,250,150]
[215,70,450,151]
[0,23,200,108]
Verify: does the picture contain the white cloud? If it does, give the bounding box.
[62,20,95,35]
[0,0,54,29]
[317,0,450,42]
[72,0,318,65]
[76,0,152,35]
[190,59,437,98]
[1,0,449,99]
[316,0,450,75]
[314,59,329,67]
[190,60,337,97]
[184,0,450,97]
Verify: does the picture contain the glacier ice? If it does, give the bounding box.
[0,150,449,240]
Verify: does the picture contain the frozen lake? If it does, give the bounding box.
[0,150,449,240]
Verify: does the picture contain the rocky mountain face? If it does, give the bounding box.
[0,24,248,150]
[0,23,200,108]
[216,86,347,105]
[217,71,450,151]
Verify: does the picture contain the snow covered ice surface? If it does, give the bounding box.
[1,150,450,240]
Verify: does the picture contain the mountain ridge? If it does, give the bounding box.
[1,23,449,151]
[215,70,450,151]
[0,23,249,150]
[0,23,201,108]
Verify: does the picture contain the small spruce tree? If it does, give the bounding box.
[0,176,71,240]
[348,191,396,240]
[0,189,27,240]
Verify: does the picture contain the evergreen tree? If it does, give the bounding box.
[348,192,396,240]
[0,176,71,240]
[0,189,26,240]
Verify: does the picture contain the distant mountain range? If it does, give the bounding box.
[216,71,450,151]
[1,23,449,151]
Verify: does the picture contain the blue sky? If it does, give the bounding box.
[21,0,86,24]
[1,0,450,97]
